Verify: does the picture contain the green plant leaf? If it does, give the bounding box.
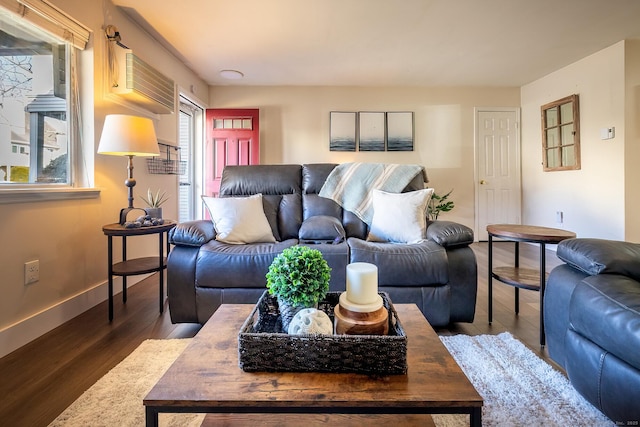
[427,189,455,221]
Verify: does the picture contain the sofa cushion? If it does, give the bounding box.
[202,194,276,244]
[302,163,337,193]
[261,195,282,241]
[302,193,342,219]
[299,215,345,243]
[569,274,640,371]
[367,188,433,244]
[196,239,297,288]
[219,164,302,196]
[348,237,448,286]
[278,193,303,240]
[557,238,640,280]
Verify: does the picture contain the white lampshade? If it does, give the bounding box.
[97,114,160,157]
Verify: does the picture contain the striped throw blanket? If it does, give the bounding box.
[319,162,426,225]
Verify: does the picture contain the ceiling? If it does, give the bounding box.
[112,0,640,87]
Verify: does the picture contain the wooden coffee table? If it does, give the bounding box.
[487,224,576,346]
[144,304,483,426]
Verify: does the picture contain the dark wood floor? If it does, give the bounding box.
[0,241,564,427]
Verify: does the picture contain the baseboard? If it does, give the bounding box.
[0,279,133,359]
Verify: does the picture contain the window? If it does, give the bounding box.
[0,0,95,202]
[541,95,580,171]
[178,95,204,222]
[0,12,69,183]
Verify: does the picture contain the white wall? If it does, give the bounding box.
[625,40,640,242]
[209,85,520,230]
[521,41,627,240]
[0,0,209,357]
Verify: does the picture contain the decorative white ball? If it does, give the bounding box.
[287,308,333,335]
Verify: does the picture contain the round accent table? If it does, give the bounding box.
[103,220,176,321]
[487,224,576,346]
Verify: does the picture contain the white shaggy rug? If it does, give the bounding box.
[434,332,614,427]
[49,339,204,427]
[50,333,614,427]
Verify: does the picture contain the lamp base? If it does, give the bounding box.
[119,207,147,225]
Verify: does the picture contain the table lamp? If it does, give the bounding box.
[98,114,160,224]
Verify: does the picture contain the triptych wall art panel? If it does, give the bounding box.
[330,111,414,152]
[329,112,357,151]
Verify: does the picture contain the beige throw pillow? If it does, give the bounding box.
[367,188,434,244]
[202,194,276,244]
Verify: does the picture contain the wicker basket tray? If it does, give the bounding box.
[238,291,407,375]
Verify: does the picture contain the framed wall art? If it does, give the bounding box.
[358,112,385,151]
[386,112,414,151]
[329,112,357,151]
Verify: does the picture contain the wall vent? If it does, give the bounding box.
[111,46,175,114]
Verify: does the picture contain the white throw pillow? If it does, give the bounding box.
[366,188,434,244]
[202,194,276,244]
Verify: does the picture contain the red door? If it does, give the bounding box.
[205,109,260,196]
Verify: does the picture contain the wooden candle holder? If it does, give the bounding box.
[334,304,389,335]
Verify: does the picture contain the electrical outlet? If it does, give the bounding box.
[25,260,39,285]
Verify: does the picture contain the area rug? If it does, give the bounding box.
[48,339,204,427]
[50,333,614,427]
[433,332,613,427]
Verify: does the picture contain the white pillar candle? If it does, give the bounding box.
[346,263,378,305]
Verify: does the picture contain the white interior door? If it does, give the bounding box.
[475,109,522,241]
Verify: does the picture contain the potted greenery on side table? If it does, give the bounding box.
[140,188,168,219]
[266,246,331,332]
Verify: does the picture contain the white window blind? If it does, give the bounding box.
[0,0,90,49]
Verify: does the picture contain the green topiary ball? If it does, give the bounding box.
[266,246,331,307]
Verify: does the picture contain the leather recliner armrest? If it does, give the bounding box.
[557,238,640,280]
[426,220,474,248]
[169,220,216,247]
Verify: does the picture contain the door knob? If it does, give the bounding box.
[480,180,487,185]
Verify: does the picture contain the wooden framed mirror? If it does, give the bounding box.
[541,94,580,171]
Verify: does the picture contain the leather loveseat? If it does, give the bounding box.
[167,163,477,327]
[544,238,640,424]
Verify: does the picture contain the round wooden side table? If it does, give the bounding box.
[103,220,176,321]
[487,224,576,346]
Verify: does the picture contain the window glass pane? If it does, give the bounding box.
[546,128,559,147]
[547,148,560,168]
[223,119,232,128]
[560,102,573,124]
[560,124,574,146]
[545,107,558,127]
[0,16,68,184]
[232,119,242,129]
[242,118,252,129]
[179,109,193,222]
[213,119,224,129]
[562,146,575,165]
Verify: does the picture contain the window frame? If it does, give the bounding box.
[540,94,581,172]
[0,0,98,203]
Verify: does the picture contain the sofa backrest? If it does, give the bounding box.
[302,164,368,240]
[219,163,427,242]
[219,164,302,241]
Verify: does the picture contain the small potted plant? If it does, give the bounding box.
[140,188,168,219]
[266,245,331,332]
[428,189,455,221]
